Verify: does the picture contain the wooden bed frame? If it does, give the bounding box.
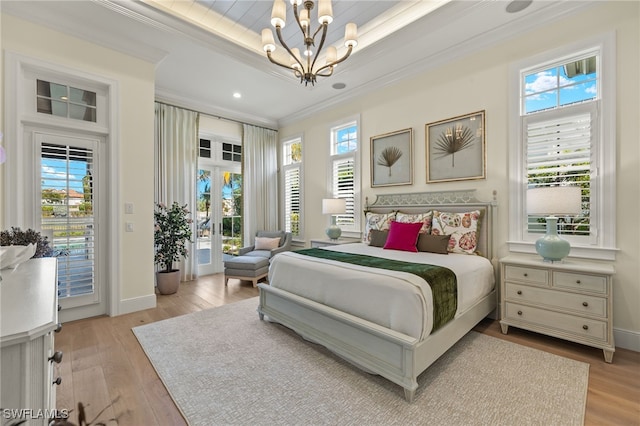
[258,189,498,402]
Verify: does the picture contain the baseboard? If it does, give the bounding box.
[614,327,640,352]
[118,293,157,316]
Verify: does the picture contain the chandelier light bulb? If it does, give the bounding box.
[318,0,333,24]
[344,23,358,47]
[299,9,310,28]
[271,0,286,28]
[261,29,276,52]
[325,46,337,65]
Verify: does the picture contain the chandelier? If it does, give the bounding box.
[261,0,358,86]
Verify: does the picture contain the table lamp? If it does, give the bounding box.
[322,198,346,240]
[527,186,582,262]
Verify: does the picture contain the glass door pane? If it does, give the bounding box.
[197,169,213,267]
[221,171,242,255]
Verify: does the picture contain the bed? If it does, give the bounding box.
[257,189,498,402]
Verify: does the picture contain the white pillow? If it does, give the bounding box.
[254,237,281,251]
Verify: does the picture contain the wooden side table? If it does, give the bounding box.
[500,254,615,362]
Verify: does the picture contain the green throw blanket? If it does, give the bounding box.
[294,248,457,332]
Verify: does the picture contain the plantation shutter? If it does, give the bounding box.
[525,107,593,238]
[332,156,355,228]
[41,143,96,298]
[284,165,301,236]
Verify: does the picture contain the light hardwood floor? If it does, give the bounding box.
[55,274,639,425]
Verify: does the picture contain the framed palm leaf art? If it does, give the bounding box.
[426,111,486,183]
[370,128,413,187]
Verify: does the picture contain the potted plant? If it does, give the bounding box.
[154,202,193,294]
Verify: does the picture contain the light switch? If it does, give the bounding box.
[125,222,134,232]
[125,202,134,214]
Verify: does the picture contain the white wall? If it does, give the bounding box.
[279,2,640,349]
[0,14,157,311]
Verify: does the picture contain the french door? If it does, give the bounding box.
[196,165,242,275]
[37,132,106,319]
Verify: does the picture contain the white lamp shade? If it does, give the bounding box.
[527,186,582,216]
[344,23,358,48]
[322,198,346,215]
[271,0,286,28]
[318,0,333,24]
[261,29,276,52]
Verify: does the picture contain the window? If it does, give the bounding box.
[508,35,616,259]
[222,142,242,162]
[282,137,302,238]
[199,138,211,158]
[329,119,360,234]
[37,79,97,122]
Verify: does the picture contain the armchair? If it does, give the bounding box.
[238,230,292,259]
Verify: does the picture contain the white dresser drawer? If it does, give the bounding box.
[504,265,548,286]
[505,283,607,318]
[505,302,608,343]
[553,271,607,294]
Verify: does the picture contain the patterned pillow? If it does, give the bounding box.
[431,210,481,254]
[395,211,433,234]
[363,211,396,244]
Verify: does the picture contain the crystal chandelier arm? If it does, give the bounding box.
[314,45,353,76]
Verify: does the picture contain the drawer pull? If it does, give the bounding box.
[55,323,63,333]
[48,351,63,364]
[582,325,589,330]
[523,273,528,277]
[53,377,62,386]
[517,290,523,295]
[582,302,589,307]
[576,280,581,284]
[517,310,523,316]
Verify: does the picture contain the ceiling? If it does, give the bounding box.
[2,0,595,128]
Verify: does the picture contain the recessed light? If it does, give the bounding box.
[332,82,346,90]
[506,0,532,14]
[233,92,242,99]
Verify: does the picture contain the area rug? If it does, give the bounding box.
[133,297,589,426]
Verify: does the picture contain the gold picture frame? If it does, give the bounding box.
[370,128,413,188]
[426,111,486,183]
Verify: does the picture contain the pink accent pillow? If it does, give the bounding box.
[383,221,423,252]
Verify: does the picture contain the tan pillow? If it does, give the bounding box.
[254,237,281,250]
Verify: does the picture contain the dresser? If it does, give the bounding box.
[1,258,61,425]
[499,255,615,362]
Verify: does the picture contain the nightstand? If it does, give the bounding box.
[500,255,615,363]
[310,238,360,248]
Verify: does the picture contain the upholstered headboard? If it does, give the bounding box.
[364,189,497,263]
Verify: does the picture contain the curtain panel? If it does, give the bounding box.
[154,103,200,281]
[243,124,279,245]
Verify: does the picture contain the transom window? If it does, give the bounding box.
[36,79,97,122]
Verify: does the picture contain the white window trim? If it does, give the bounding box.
[327,115,361,237]
[3,51,123,314]
[507,33,617,260]
[281,134,304,241]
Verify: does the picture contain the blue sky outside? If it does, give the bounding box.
[41,158,86,193]
[336,125,357,154]
[524,63,597,113]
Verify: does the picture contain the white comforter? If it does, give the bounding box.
[268,243,495,340]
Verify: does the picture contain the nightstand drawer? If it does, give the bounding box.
[553,271,607,294]
[505,302,608,342]
[504,265,548,286]
[505,283,607,318]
